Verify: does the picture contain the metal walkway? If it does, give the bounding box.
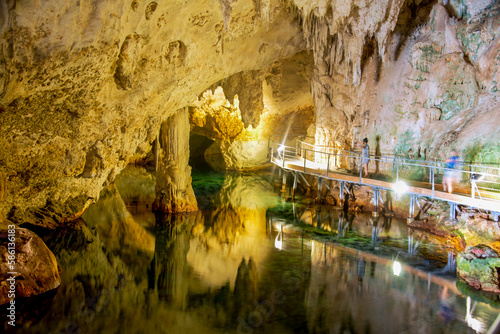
[269,139,500,221]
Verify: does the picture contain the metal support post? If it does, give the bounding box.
[299,173,310,188]
[293,202,297,223]
[409,195,415,218]
[281,170,287,194]
[372,187,379,216]
[317,207,321,229]
[449,202,457,220]
[318,177,323,200]
[292,172,298,199]
[339,181,345,201]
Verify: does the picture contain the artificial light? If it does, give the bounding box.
[393,261,402,276]
[394,181,408,194]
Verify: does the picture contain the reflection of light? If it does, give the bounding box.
[278,145,284,153]
[393,261,402,276]
[275,229,283,250]
[466,316,485,333]
[394,181,408,194]
[466,297,486,333]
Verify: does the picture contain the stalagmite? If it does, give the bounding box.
[153,107,198,213]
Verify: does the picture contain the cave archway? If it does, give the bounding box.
[189,134,225,172]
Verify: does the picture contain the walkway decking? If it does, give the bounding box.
[269,141,500,217]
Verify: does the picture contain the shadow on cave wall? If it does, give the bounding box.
[394,0,439,61]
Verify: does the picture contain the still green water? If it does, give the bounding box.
[10,167,500,333]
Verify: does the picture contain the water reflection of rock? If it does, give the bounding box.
[114,165,156,228]
[233,257,259,321]
[23,209,226,333]
[39,219,144,334]
[149,213,196,310]
[82,183,155,263]
[187,174,276,289]
[148,174,276,328]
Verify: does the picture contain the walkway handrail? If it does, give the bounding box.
[269,139,500,201]
[297,140,500,174]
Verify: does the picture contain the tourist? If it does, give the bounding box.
[361,138,370,177]
[442,150,459,193]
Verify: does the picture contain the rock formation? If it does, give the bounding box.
[0,227,60,305]
[0,0,498,226]
[457,244,500,293]
[153,108,198,213]
[189,50,315,171]
[0,0,306,224]
[299,0,499,163]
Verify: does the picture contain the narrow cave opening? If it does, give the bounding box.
[189,133,224,172]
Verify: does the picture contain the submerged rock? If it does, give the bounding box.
[0,227,60,305]
[456,245,500,293]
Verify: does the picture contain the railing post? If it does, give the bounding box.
[396,161,399,183]
[359,155,363,183]
[327,153,330,177]
[304,149,307,172]
[431,166,435,198]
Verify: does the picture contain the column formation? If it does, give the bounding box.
[153,108,198,213]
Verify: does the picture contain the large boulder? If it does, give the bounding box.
[0,227,61,305]
[456,245,500,293]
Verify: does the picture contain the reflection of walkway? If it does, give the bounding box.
[270,140,500,217]
[305,239,476,334]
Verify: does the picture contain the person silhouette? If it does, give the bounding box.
[361,138,370,177]
[442,151,459,193]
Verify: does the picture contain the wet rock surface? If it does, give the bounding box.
[0,227,60,305]
[457,245,500,293]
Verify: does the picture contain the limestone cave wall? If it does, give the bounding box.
[189,50,315,170]
[295,0,499,162]
[0,0,306,225]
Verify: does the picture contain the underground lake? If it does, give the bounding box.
[4,166,500,334]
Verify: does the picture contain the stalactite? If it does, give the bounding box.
[219,0,233,31]
[260,0,271,31]
[288,0,408,85]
